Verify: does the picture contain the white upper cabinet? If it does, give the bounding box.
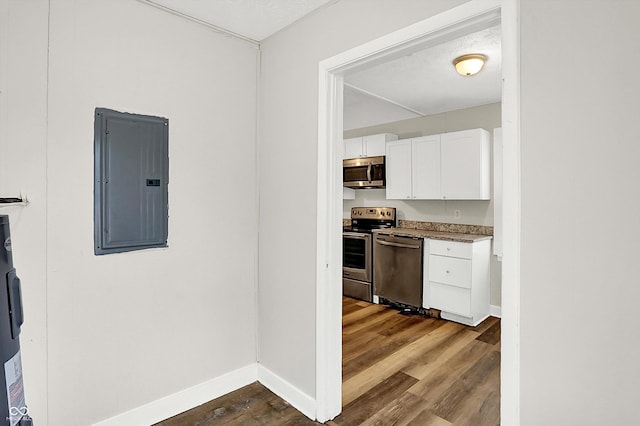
[386,128,490,200]
[385,139,413,199]
[440,128,490,200]
[386,135,441,200]
[343,133,398,159]
[343,187,356,200]
[344,137,364,159]
[412,135,441,199]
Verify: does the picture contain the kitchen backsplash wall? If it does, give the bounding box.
[344,189,493,226]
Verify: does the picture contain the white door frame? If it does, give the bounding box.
[315,0,520,423]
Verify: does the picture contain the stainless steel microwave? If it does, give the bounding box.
[343,156,385,189]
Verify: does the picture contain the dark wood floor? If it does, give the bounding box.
[155,381,318,425]
[157,297,500,425]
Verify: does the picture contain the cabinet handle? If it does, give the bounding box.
[446,247,451,251]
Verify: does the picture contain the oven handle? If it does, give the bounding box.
[366,164,372,182]
[375,239,420,249]
[344,233,369,239]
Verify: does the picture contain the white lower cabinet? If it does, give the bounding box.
[430,283,472,317]
[424,238,491,326]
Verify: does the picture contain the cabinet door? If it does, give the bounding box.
[344,137,363,159]
[363,134,394,157]
[429,282,472,317]
[429,255,472,289]
[385,139,412,199]
[343,187,356,200]
[411,135,441,199]
[440,129,490,199]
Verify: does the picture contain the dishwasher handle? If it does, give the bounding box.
[375,238,421,249]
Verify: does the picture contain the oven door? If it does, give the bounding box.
[343,231,372,282]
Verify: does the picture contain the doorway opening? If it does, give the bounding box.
[316,0,520,423]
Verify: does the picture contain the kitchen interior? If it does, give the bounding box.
[341,25,502,335]
[335,22,503,423]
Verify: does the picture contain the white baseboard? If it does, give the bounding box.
[92,363,258,426]
[441,311,488,327]
[490,304,502,318]
[257,364,316,420]
[92,363,318,425]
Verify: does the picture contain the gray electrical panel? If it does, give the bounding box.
[94,108,168,255]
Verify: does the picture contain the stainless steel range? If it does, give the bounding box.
[343,207,396,302]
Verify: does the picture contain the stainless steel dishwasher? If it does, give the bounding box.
[373,233,423,308]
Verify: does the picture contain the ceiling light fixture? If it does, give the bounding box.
[453,54,487,76]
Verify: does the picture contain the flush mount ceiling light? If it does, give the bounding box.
[453,54,487,76]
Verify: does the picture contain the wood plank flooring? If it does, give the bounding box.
[155,381,318,425]
[329,297,500,426]
[156,297,500,425]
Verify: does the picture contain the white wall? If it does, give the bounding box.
[0,0,49,423]
[258,0,469,400]
[6,0,637,424]
[1,0,259,424]
[519,1,640,424]
[262,0,640,423]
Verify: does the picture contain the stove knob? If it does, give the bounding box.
[386,211,391,216]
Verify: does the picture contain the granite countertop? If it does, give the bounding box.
[372,227,492,243]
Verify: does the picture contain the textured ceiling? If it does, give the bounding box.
[141,1,501,131]
[146,0,336,41]
[343,25,502,130]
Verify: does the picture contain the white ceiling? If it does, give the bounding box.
[343,85,421,131]
[145,0,336,42]
[343,25,502,130]
[141,1,501,131]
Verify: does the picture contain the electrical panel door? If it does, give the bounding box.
[94,108,168,255]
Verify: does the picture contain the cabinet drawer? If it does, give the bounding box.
[429,255,472,289]
[429,282,471,317]
[429,239,473,259]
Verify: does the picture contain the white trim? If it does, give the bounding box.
[493,127,504,258]
[91,363,319,425]
[258,364,317,420]
[134,0,260,46]
[442,311,490,327]
[316,0,520,424]
[490,304,502,318]
[92,364,258,426]
[499,1,521,424]
[316,56,344,423]
[344,82,427,116]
